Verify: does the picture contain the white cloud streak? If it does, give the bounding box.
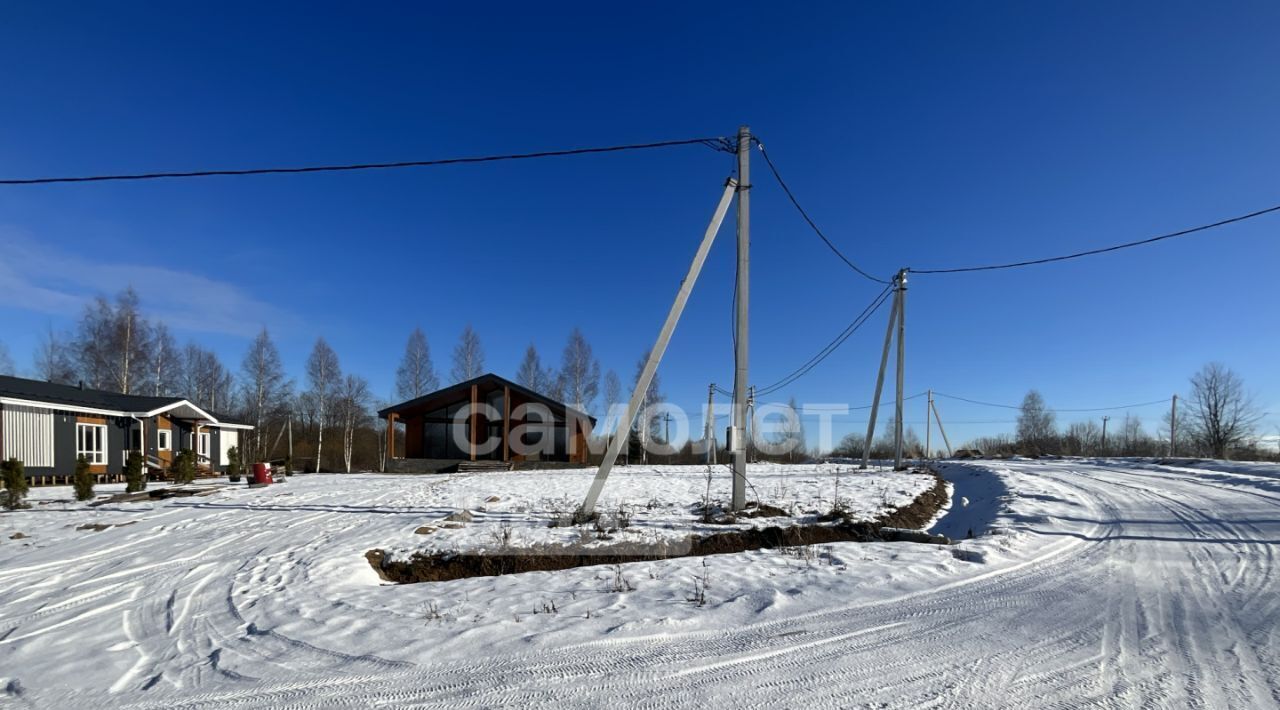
[0,228,294,337]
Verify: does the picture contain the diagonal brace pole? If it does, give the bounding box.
[577,177,738,519]
[861,284,900,469]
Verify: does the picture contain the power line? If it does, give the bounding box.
[753,140,890,285]
[0,136,734,186]
[754,285,894,397]
[932,392,1172,412]
[913,203,1280,274]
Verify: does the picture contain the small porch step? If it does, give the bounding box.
[456,460,513,473]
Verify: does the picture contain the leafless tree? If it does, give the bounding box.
[1063,420,1102,456]
[556,328,600,414]
[335,374,372,473]
[395,327,438,400]
[33,326,78,385]
[631,350,663,464]
[450,325,485,384]
[180,344,233,412]
[774,396,806,462]
[1186,363,1262,459]
[1016,390,1057,452]
[149,323,180,397]
[0,341,14,376]
[75,288,153,393]
[240,328,292,461]
[604,369,622,409]
[305,338,342,472]
[515,344,554,395]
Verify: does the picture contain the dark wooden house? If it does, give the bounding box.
[379,373,596,472]
[0,374,253,485]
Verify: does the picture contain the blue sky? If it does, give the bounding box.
[1,2,1277,448]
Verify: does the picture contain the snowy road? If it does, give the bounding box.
[4,461,1279,708]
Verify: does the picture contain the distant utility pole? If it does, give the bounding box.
[706,383,716,470]
[1169,394,1178,456]
[731,125,751,511]
[862,269,910,470]
[1101,415,1110,456]
[746,385,757,464]
[662,412,673,456]
[926,389,933,460]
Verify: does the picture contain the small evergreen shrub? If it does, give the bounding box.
[2,458,29,510]
[174,449,196,484]
[125,451,146,493]
[73,455,95,501]
[226,445,242,482]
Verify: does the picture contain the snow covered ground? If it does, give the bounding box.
[2,459,1278,708]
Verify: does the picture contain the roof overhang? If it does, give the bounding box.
[0,396,253,429]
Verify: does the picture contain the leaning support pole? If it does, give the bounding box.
[861,285,900,469]
[893,268,908,470]
[577,178,738,519]
[931,399,953,458]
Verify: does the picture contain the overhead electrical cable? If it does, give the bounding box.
[912,203,1280,274]
[753,140,891,285]
[932,392,1172,412]
[754,285,894,397]
[0,137,734,185]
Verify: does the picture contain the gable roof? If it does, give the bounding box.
[377,372,596,424]
[0,375,251,427]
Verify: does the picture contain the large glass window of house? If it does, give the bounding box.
[77,423,107,465]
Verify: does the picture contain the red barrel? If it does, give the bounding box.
[252,462,273,485]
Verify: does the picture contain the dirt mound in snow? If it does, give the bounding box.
[368,470,950,584]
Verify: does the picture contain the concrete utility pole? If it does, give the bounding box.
[925,389,933,460]
[862,279,902,469]
[1170,394,1178,456]
[731,125,751,512]
[578,177,738,518]
[893,269,908,471]
[706,383,716,470]
[1101,415,1110,456]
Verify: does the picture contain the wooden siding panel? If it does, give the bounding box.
[1,405,55,467]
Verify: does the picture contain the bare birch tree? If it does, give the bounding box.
[240,328,292,461]
[515,344,554,395]
[604,369,622,409]
[1016,390,1056,452]
[395,327,438,400]
[33,327,78,385]
[0,341,13,376]
[336,374,372,473]
[450,325,485,384]
[631,350,663,464]
[556,328,600,414]
[180,344,233,412]
[149,323,179,397]
[75,288,153,393]
[305,338,342,472]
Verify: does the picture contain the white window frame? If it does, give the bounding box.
[76,423,107,466]
[197,432,211,460]
[158,429,172,451]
